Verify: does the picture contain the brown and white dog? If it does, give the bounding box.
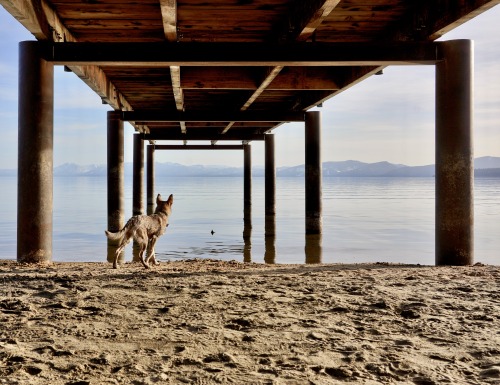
[105,194,173,269]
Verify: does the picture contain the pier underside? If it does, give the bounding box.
[5,0,497,265]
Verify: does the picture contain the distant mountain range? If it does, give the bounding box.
[1,156,500,177]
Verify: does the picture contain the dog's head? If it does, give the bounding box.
[155,194,173,216]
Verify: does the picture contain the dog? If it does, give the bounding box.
[105,194,173,269]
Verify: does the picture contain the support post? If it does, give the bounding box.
[147,145,155,214]
[132,134,144,261]
[243,144,252,262]
[244,144,252,213]
[107,111,124,263]
[133,134,144,216]
[17,41,54,263]
[435,39,474,266]
[265,134,276,219]
[264,134,276,262]
[305,111,322,234]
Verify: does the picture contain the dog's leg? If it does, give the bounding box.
[112,229,135,269]
[147,236,160,266]
[113,243,126,269]
[135,228,150,269]
[139,243,150,269]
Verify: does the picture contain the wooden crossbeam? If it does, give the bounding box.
[122,110,304,122]
[42,42,441,66]
[159,0,177,42]
[288,0,341,42]
[143,132,265,141]
[152,145,245,150]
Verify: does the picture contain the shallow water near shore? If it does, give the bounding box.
[1,175,499,265]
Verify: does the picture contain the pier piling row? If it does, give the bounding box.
[17,40,474,265]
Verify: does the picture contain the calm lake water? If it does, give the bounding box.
[1,176,499,265]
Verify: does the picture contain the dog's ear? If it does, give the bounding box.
[156,194,162,204]
[167,194,174,206]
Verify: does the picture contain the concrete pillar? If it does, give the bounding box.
[107,111,124,263]
[147,145,155,214]
[17,41,54,263]
[133,134,144,216]
[305,111,322,234]
[435,39,474,266]
[243,144,252,262]
[264,134,276,262]
[244,144,252,212]
[265,134,276,219]
[132,134,144,261]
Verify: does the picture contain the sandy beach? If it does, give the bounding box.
[0,259,499,384]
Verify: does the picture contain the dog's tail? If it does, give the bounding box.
[104,229,125,241]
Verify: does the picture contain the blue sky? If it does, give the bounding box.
[1,5,499,169]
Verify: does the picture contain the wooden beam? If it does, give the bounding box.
[218,1,339,138]
[429,0,500,39]
[169,65,186,133]
[276,0,340,42]
[153,145,245,150]
[295,0,341,42]
[0,0,51,39]
[143,132,265,141]
[388,0,500,41]
[302,66,385,110]
[220,66,283,134]
[159,0,177,42]
[122,110,304,122]
[159,0,185,134]
[43,42,441,66]
[0,0,136,117]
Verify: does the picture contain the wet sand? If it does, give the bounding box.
[1,259,499,384]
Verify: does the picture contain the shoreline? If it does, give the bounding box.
[1,259,499,384]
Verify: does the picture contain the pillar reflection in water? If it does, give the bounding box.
[305,234,322,264]
[243,206,252,263]
[264,215,276,264]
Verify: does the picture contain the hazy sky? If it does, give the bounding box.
[1,5,499,169]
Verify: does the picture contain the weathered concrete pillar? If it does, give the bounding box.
[17,41,54,264]
[243,144,252,262]
[132,134,144,261]
[265,134,276,219]
[435,39,474,266]
[244,144,252,213]
[133,134,144,216]
[264,134,276,261]
[107,111,124,263]
[305,111,322,234]
[147,145,155,214]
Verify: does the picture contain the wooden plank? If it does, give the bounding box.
[159,0,177,41]
[295,0,342,41]
[384,0,500,41]
[0,0,137,122]
[143,132,266,141]
[153,145,245,150]
[0,0,51,39]
[122,110,305,122]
